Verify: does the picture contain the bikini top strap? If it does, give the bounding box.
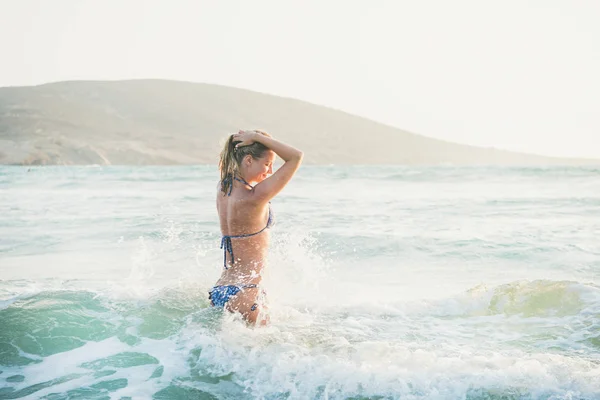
[234,176,254,190]
[220,236,233,269]
[220,222,270,269]
[224,175,254,197]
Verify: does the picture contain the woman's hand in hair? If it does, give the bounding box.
[233,130,257,148]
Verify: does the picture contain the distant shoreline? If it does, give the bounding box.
[1,79,598,166]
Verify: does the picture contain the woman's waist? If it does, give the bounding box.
[224,241,269,262]
[216,265,264,286]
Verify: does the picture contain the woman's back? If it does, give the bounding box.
[216,181,272,285]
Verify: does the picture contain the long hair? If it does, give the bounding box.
[218,131,272,194]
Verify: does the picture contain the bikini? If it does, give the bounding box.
[208,175,273,311]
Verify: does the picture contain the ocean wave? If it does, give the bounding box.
[1,280,599,399]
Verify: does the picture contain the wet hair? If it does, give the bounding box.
[218,131,271,194]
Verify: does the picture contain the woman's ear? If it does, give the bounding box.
[244,154,253,166]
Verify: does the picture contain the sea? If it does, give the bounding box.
[0,165,599,400]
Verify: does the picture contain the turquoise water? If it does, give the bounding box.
[0,165,599,399]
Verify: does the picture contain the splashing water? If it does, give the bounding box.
[1,165,599,399]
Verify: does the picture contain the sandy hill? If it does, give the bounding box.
[0,79,595,165]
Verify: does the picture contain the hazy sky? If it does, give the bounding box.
[1,0,599,158]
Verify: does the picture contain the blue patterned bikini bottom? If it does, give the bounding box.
[208,284,260,311]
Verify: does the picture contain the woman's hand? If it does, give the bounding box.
[233,130,257,148]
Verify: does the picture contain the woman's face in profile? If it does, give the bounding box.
[248,150,275,183]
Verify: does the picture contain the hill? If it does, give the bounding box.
[0,80,596,165]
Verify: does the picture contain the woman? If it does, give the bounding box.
[209,129,303,324]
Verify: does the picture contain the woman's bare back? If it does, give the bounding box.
[216,181,272,285]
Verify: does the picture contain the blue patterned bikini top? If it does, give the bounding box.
[219,175,274,269]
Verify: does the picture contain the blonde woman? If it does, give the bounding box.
[209,130,303,324]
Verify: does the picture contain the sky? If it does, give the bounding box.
[1,0,599,158]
